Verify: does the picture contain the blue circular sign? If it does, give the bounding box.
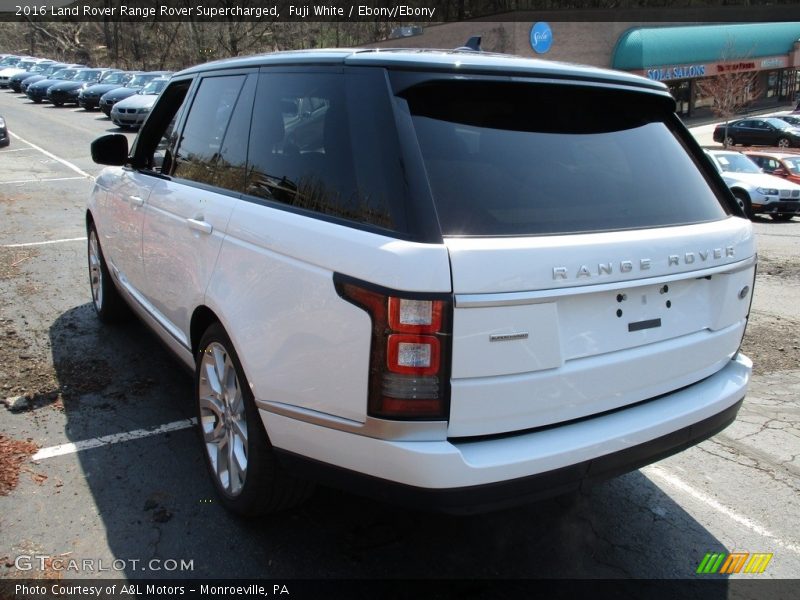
[530,22,553,54]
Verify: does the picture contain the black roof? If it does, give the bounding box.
[175,48,669,96]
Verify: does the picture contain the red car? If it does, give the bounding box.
[744,151,800,186]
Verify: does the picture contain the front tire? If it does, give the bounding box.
[87,223,130,322]
[732,190,753,220]
[196,323,313,516]
[777,137,791,149]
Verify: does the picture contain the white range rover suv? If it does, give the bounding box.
[87,48,756,515]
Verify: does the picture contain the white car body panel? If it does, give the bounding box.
[94,167,148,292]
[141,179,237,344]
[0,67,26,84]
[444,218,753,294]
[444,217,754,436]
[206,200,452,423]
[720,170,800,195]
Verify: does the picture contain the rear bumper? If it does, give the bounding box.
[277,396,743,514]
[263,353,751,513]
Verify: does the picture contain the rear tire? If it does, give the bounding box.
[724,136,735,147]
[196,323,314,516]
[777,137,791,149]
[732,190,753,220]
[87,223,130,322]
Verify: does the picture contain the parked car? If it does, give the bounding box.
[99,72,171,116]
[18,63,71,92]
[776,114,800,127]
[706,149,800,221]
[47,68,120,106]
[744,150,800,186]
[0,57,41,87]
[0,115,8,147]
[79,71,137,110]
[88,49,755,516]
[0,55,23,67]
[110,77,169,129]
[8,60,55,92]
[25,67,82,102]
[713,117,800,148]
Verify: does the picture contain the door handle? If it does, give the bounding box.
[129,195,144,207]
[186,218,213,235]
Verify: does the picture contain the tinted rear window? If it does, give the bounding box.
[404,81,727,236]
[245,69,411,234]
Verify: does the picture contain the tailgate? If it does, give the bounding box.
[445,218,755,437]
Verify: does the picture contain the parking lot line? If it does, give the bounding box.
[8,131,94,180]
[3,237,87,248]
[32,418,197,461]
[645,465,800,555]
[0,147,37,152]
[4,176,87,185]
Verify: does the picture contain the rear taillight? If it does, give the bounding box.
[335,276,451,420]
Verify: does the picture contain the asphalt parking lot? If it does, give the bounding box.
[0,89,798,584]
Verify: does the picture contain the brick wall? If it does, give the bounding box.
[366,21,679,70]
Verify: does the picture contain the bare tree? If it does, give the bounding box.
[696,38,761,148]
[22,20,91,64]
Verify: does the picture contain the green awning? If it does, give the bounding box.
[612,23,800,70]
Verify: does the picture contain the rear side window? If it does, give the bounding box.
[245,70,408,234]
[404,81,728,236]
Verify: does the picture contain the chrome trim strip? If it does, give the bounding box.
[490,332,529,342]
[455,255,757,308]
[256,400,448,442]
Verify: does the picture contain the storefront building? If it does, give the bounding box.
[612,23,800,117]
[368,21,800,117]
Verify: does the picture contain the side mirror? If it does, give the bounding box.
[773,167,788,177]
[91,133,128,166]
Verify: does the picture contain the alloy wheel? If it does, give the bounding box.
[88,230,103,310]
[198,342,248,496]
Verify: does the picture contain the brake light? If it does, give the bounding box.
[335,276,451,420]
[387,334,440,375]
[388,297,442,333]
